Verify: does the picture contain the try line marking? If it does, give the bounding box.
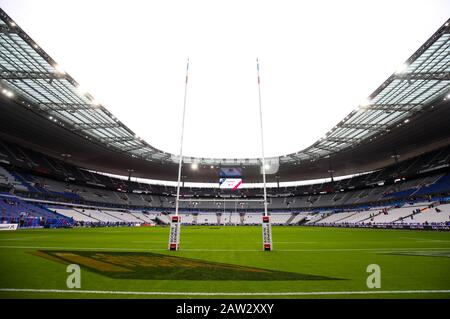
[0,245,450,252]
[0,288,449,296]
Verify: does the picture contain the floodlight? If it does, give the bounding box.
[191,163,198,170]
[54,64,65,74]
[76,85,87,95]
[395,63,408,74]
[359,98,371,108]
[2,89,13,98]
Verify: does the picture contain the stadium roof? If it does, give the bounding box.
[0,8,449,183]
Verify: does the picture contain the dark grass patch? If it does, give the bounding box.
[35,250,342,281]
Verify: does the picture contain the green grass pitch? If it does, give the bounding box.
[0,226,449,299]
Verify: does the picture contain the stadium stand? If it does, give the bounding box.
[0,166,28,192]
[0,195,72,228]
[0,12,449,229]
[52,207,99,223]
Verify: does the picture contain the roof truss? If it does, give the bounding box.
[0,8,449,167]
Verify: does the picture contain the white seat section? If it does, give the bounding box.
[197,213,218,224]
[53,208,99,223]
[334,208,386,224]
[130,211,157,223]
[303,214,318,225]
[222,213,240,224]
[352,205,402,224]
[156,214,171,224]
[180,213,194,224]
[370,204,428,223]
[304,211,330,224]
[269,213,292,224]
[402,211,450,224]
[316,211,357,224]
[338,211,375,224]
[75,209,123,223]
[437,203,450,214]
[232,213,241,224]
[102,210,142,223]
[243,213,263,224]
[289,212,310,224]
[400,203,450,224]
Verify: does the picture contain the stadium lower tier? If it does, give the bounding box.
[1,194,449,230]
[1,152,450,229]
[0,141,449,205]
[1,164,450,210]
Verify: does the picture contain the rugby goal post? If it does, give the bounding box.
[168,215,181,251]
[168,58,273,251]
[256,58,272,251]
[168,58,189,251]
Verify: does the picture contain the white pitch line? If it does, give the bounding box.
[275,242,318,244]
[0,288,449,296]
[400,237,450,243]
[0,236,52,241]
[131,241,190,244]
[0,245,449,253]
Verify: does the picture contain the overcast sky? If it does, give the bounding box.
[1,0,449,159]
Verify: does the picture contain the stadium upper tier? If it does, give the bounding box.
[0,8,449,182]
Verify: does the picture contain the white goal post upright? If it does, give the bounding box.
[257,58,273,251]
[168,58,273,251]
[168,58,190,251]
